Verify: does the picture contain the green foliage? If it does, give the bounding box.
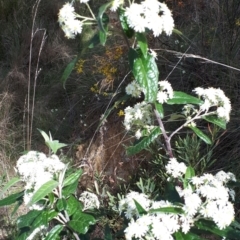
[29,180,59,206]
[166,91,203,105]
[0,191,24,207]
[97,2,111,45]
[61,57,78,89]
[126,127,161,156]
[175,135,216,174]
[38,129,67,154]
[188,126,212,145]
[129,48,159,102]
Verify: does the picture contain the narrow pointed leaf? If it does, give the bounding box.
[97,3,110,45]
[195,219,240,238]
[149,207,183,214]
[28,180,58,206]
[118,8,134,38]
[61,57,77,89]
[63,169,83,187]
[127,127,161,156]
[133,200,147,215]
[174,232,204,240]
[167,91,203,105]
[155,102,164,118]
[203,115,226,129]
[37,128,50,142]
[189,126,212,145]
[136,33,148,58]
[0,191,24,207]
[0,177,21,197]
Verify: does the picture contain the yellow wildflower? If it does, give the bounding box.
[117,110,125,117]
[75,59,85,74]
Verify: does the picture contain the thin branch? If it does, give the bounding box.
[155,48,240,72]
[154,109,173,158]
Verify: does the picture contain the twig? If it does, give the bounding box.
[154,109,173,158]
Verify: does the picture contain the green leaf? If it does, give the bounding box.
[167,91,203,105]
[62,179,79,197]
[155,102,164,118]
[68,212,96,234]
[38,128,51,142]
[174,231,205,240]
[129,48,159,102]
[47,209,58,222]
[164,182,182,203]
[56,198,67,212]
[104,224,113,240]
[194,219,240,238]
[32,211,48,228]
[16,231,29,240]
[88,33,100,48]
[136,33,148,58]
[184,166,195,188]
[149,207,184,214]
[28,180,58,206]
[189,126,212,145]
[185,166,195,179]
[126,127,161,156]
[48,192,55,205]
[97,3,111,45]
[0,177,21,198]
[61,57,77,89]
[45,225,63,240]
[66,195,83,216]
[118,8,134,38]
[133,200,147,215]
[203,115,226,129]
[46,140,67,154]
[174,232,185,240]
[0,191,24,207]
[17,210,42,229]
[38,129,67,154]
[63,169,83,187]
[11,199,23,216]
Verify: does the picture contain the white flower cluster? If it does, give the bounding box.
[193,87,231,122]
[79,191,100,210]
[119,191,187,239]
[125,81,143,98]
[80,0,90,3]
[58,3,83,39]
[166,159,236,230]
[120,164,236,239]
[166,158,187,178]
[16,151,65,208]
[110,0,124,12]
[157,80,174,104]
[125,0,174,37]
[124,102,153,139]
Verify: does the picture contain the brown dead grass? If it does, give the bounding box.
[75,115,151,190]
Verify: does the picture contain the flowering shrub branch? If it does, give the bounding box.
[56,0,239,238]
[0,0,239,239]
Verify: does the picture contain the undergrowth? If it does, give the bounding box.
[0,0,240,238]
